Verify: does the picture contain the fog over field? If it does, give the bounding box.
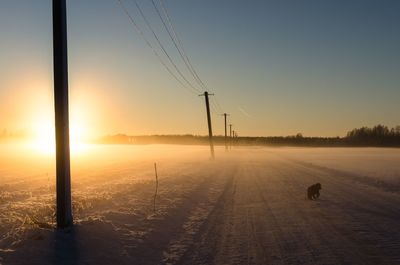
[1,144,400,265]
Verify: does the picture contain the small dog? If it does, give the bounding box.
[307,183,322,200]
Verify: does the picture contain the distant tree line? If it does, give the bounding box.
[96,125,400,147]
[237,134,343,147]
[345,124,400,146]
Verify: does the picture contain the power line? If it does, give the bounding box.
[118,0,230,144]
[158,0,209,91]
[213,96,224,112]
[132,0,202,94]
[116,0,198,95]
[211,96,224,114]
[206,95,222,115]
[155,0,228,117]
[151,0,207,91]
[210,99,221,115]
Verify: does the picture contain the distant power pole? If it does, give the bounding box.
[229,124,232,149]
[200,91,215,159]
[222,113,229,151]
[53,0,73,228]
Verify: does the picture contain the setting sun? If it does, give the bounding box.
[29,109,91,155]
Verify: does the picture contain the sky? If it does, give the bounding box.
[0,0,399,138]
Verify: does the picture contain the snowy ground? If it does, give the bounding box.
[1,144,400,265]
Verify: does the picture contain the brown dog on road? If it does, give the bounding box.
[307,183,322,200]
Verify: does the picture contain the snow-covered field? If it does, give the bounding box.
[1,144,400,265]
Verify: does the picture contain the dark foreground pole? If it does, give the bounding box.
[53,0,73,228]
[200,92,215,159]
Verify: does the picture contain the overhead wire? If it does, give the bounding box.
[212,95,224,113]
[118,0,227,116]
[116,0,199,95]
[132,0,202,94]
[210,98,221,115]
[155,0,228,114]
[158,0,209,92]
[150,0,206,91]
[159,1,225,117]
[209,100,218,114]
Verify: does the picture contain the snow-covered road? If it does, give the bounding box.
[176,157,400,265]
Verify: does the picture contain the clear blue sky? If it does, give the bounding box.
[0,0,399,137]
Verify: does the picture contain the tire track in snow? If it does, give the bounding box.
[177,157,400,265]
[259,158,400,265]
[178,161,289,265]
[280,160,400,264]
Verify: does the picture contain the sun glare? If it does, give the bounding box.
[23,81,96,156]
[30,116,90,155]
[31,119,55,154]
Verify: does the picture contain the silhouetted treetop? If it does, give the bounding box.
[346,124,400,146]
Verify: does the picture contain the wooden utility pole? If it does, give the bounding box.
[53,0,73,228]
[200,91,215,159]
[222,113,229,151]
[229,124,232,149]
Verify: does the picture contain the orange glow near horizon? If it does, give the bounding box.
[29,113,91,155]
[23,81,96,155]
